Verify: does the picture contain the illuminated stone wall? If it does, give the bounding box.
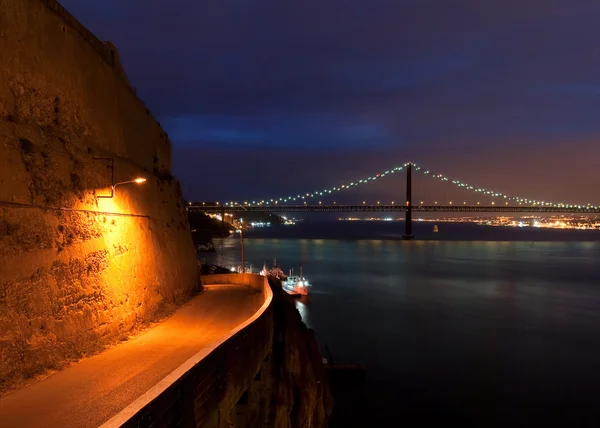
[0,0,197,390]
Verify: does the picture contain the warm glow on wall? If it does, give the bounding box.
[95,193,126,214]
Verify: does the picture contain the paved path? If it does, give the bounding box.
[0,285,262,428]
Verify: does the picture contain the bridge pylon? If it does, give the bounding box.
[403,162,414,240]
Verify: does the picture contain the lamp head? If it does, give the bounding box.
[134,178,146,184]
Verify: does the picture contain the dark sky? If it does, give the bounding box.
[62,0,600,205]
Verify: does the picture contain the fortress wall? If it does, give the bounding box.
[0,0,197,390]
[0,0,171,173]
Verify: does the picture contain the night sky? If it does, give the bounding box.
[62,0,600,204]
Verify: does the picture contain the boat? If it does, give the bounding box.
[281,267,311,296]
[433,224,439,232]
[267,259,287,279]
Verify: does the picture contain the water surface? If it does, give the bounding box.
[206,222,600,426]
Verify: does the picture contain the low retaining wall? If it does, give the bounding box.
[100,274,274,428]
[201,273,270,301]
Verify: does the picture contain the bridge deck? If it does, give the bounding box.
[191,204,600,213]
[0,286,262,428]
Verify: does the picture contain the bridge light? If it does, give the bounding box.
[334,201,336,204]
[435,201,438,205]
[491,202,495,205]
[391,201,395,205]
[505,202,508,205]
[363,201,366,204]
[463,202,466,205]
[216,202,220,205]
[421,201,424,205]
[477,202,480,205]
[377,201,380,205]
[304,201,307,205]
[189,202,192,206]
[275,201,278,204]
[319,201,322,205]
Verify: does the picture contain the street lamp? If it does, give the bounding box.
[98,177,146,198]
[231,204,248,273]
[240,218,245,273]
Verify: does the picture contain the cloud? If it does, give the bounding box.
[59,0,600,200]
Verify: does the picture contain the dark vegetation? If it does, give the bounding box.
[188,212,232,244]
[188,211,285,244]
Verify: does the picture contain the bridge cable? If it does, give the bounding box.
[239,161,598,210]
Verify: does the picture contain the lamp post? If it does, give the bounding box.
[240,218,245,273]
[233,204,248,273]
[97,177,146,198]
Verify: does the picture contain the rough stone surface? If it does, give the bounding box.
[0,0,197,392]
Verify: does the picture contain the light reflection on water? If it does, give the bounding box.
[203,222,600,425]
[294,298,311,328]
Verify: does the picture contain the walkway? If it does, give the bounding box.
[0,285,262,428]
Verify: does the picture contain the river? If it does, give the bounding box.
[204,221,600,426]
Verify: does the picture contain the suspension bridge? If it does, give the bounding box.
[189,162,600,239]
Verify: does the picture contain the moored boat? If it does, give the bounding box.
[281,267,311,296]
[268,259,287,279]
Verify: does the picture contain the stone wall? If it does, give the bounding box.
[201,273,271,297]
[0,0,170,173]
[0,0,197,391]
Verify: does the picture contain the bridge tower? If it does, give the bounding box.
[403,162,414,240]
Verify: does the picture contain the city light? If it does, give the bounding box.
[337,215,600,230]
